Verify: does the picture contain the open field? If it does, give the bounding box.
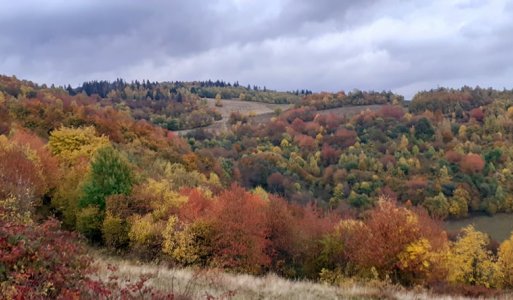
[92,255,485,300]
[445,213,513,242]
[312,104,387,117]
[203,98,293,119]
[176,100,388,135]
[175,98,292,134]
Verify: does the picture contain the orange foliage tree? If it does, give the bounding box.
[459,153,485,174]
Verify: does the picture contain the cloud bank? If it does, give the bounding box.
[1,0,513,97]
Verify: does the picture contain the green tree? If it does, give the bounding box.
[415,118,435,141]
[80,146,133,210]
[423,192,450,219]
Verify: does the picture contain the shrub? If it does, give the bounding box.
[102,212,129,250]
[128,214,164,258]
[163,217,215,266]
[0,209,90,298]
[76,206,103,242]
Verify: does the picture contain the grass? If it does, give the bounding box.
[91,255,486,300]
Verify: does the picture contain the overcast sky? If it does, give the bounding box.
[1,0,513,98]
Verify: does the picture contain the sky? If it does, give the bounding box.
[1,0,513,98]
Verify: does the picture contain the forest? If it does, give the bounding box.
[2,74,513,298]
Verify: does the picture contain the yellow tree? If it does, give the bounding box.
[48,126,109,165]
[215,93,223,107]
[447,226,501,288]
[499,232,513,287]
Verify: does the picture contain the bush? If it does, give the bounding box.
[102,212,129,250]
[0,209,90,298]
[76,206,103,242]
[163,217,215,266]
[128,214,164,258]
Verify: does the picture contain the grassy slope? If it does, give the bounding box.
[93,255,476,300]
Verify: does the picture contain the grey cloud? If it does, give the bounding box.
[1,0,513,98]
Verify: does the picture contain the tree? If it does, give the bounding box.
[162,217,214,266]
[344,198,448,284]
[423,193,450,219]
[460,153,485,174]
[414,118,434,141]
[48,126,109,165]
[208,185,270,274]
[499,232,513,287]
[214,93,223,107]
[0,136,46,212]
[449,186,470,218]
[447,226,501,288]
[80,146,133,210]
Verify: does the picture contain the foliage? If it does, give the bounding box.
[102,212,129,250]
[446,226,501,288]
[498,232,513,288]
[128,213,164,257]
[208,186,270,274]
[76,206,103,242]
[162,217,215,266]
[4,75,513,294]
[0,207,90,298]
[48,126,109,164]
[0,135,47,212]
[80,146,134,210]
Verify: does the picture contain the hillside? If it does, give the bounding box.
[3,74,513,298]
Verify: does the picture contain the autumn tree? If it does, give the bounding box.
[0,136,46,212]
[460,153,485,174]
[48,126,109,164]
[498,232,513,287]
[208,185,270,274]
[447,226,501,288]
[344,198,448,284]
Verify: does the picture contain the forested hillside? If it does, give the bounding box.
[2,74,513,298]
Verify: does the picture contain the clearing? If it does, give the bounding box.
[176,99,387,135]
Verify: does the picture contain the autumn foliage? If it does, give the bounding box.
[4,75,513,295]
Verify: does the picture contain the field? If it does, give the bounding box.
[445,213,513,242]
[175,98,292,134]
[93,255,469,300]
[311,104,387,117]
[176,99,387,135]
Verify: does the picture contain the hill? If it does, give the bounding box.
[3,74,513,297]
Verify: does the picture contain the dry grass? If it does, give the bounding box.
[175,101,386,135]
[91,255,495,300]
[203,98,292,119]
[176,98,291,135]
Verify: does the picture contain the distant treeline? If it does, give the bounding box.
[72,79,311,104]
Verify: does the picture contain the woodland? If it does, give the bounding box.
[2,74,513,298]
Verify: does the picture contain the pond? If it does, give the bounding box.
[444,213,513,242]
